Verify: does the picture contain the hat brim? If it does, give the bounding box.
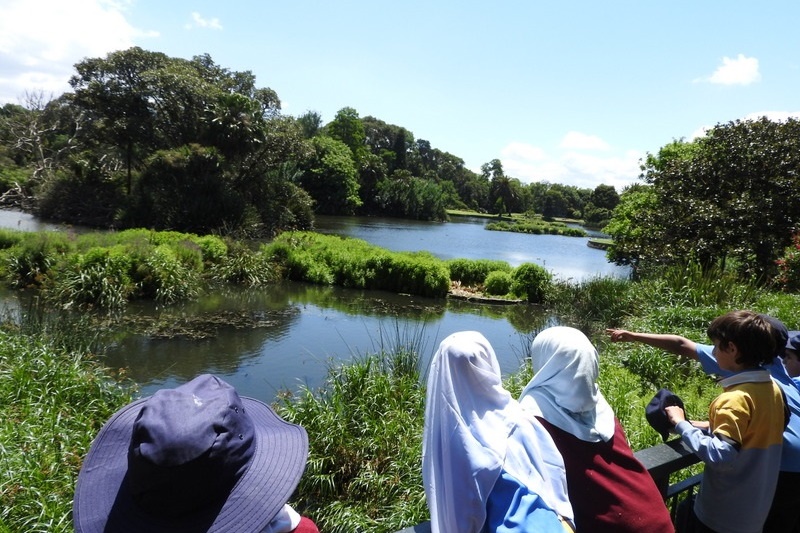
[73,396,308,533]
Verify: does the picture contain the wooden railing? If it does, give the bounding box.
[394,438,702,533]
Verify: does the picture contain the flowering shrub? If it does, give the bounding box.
[775,233,800,292]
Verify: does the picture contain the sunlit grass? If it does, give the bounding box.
[0,310,133,532]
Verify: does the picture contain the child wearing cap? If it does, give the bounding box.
[610,311,787,533]
[781,332,800,382]
[609,314,800,532]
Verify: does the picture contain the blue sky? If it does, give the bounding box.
[2,0,799,191]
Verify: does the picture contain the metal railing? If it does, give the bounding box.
[394,438,702,533]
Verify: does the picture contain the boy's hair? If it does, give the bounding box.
[707,310,776,367]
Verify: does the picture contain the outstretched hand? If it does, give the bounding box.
[606,328,633,342]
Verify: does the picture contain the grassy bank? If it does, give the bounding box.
[0,312,133,532]
[0,229,556,307]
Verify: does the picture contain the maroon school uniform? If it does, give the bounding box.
[538,416,674,533]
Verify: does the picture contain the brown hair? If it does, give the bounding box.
[707,310,776,367]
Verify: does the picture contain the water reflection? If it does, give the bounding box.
[102,283,552,402]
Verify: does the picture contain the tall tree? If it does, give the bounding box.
[298,136,361,215]
[325,107,367,165]
[608,118,800,278]
[297,110,323,139]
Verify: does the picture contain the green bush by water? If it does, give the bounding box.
[265,231,451,298]
[446,258,512,286]
[484,270,513,295]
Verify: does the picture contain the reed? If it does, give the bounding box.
[276,324,430,533]
[446,258,512,286]
[0,309,133,532]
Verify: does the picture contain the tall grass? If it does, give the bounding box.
[0,309,133,532]
[276,326,430,533]
[446,258,512,286]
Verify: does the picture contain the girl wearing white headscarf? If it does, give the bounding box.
[519,326,674,533]
[422,331,574,533]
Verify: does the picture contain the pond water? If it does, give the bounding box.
[0,209,628,403]
[313,215,627,281]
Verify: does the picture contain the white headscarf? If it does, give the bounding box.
[422,331,573,533]
[519,326,615,443]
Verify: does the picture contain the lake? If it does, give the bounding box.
[0,209,627,402]
[313,214,627,281]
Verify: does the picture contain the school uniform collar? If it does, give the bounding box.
[719,368,772,388]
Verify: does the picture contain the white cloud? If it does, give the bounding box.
[559,131,611,151]
[703,54,761,85]
[185,12,223,31]
[0,0,150,104]
[500,141,548,162]
[500,136,642,191]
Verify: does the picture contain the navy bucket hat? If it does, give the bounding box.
[646,388,685,442]
[73,374,308,533]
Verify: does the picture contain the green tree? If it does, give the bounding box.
[604,184,662,273]
[299,136,361,215]
[610,118,800,279]
[326,107,367,165]
[583,184,620,227]
[588,184,619,211]
[541,189,568,219]
[297,110,323,139]
[69,47,170,193]
[375,171,447,221]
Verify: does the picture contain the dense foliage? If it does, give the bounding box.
[0,47,617,234]
[606,118,800,283]
[0,311,133,533]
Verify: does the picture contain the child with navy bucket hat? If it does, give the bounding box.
[73,373,319,533]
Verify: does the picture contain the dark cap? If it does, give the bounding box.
[788,331,800,353]
[646,388,685,442]
[760,314,789,356]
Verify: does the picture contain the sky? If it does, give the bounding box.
[2,0,799,191]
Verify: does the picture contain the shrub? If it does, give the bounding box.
[5,232,73,288]
[136,245,201,304]
[195,235,228,265]
[265,232,450,297]
[484,270,512,296]
[549,276,639,333]
[446,258,511,285]
[50,246,135,311]
[776,233,800,293]
[511,263,552,303]
[209,242,276,287]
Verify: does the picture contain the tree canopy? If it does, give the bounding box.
[605,118,800,280]
[0,46,623,235]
